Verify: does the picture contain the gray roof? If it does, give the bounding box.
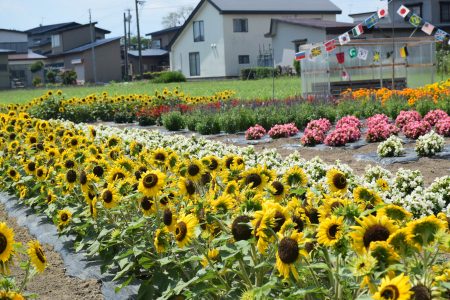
[26,22,80,35]
[209,0,341,14]
[146,26,181,37]
[272,18,354,29]
[128,49,168,57]
[61,37,121,55]
[0,49,15,54]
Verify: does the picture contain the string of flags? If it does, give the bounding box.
[295,2,450,65]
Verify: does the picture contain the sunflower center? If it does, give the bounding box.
[185,180,196,195]
[93,166,104,177]
[143,174,158,188]
[30,136,37,144]
[61,213,68,222]
[381,285,399,299]
[273,211,286,232]
[292,215,305,232]
[225,157,234,169]
[330,201,343,211]
[306,208,319,224]
[187,164,200,177]
[36,169,44,177]
[112,172,125,181]
[27,162,36,172]
[36,247,46,263]
[278,237,299,264]
[363,225,391,248]
[141,197,153,211]
[9,170,16,177]
[103,191,113,203]
[79,171,87,185]
[71,139,78,146]
[245,174,262,188]
[411,284,431,300]
[232,215,252,241]
[65,160,75,168]
[175,221,187,241]
[208,159,218,171]
[271,181,284,196]
[327,224,339,239]
[163,209,173,226]
[155,153,166,161]
[46,194,52,203]
[0,233,7,254]
[66,170,77,183]
[332,173,347,190]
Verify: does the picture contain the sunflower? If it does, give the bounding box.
[378,205,412,223]
[201,248,220,268]
[350,253,377,277]
[138,170,166,197]
[46,190,57,204]
[23,160,37,175]
[35,166,47,181]
[268,181,288,202]
[107,166,129,183]
[276,230,306,280]
[223,155,245,170]
[317,216,345,247]
[178,177,197,197]
[174,214,198,248]
[291,208,309,233]
[101,186,120,209]
[184,159,205,182]
[154,228,170,254]
[387,228,415,255]
[318,197,349,221]
[353,186,382,208]
[210,194,235,213]
[0,222,15,263]
[7,168,20,181]
[350,215,398,254]
[64,169,77,189]
[0,291,25,300]
[27,240,47,273]
[369,241,400,271]
[203,155,221,173]
[140,196,156,216]
[231,215,253,241]
[372,273,412,300]
[89,197,98,219]
[376,178,390,191]
[224,181,239,196]
[283,166,308,187]
[57,209,72,227]
[241,166,269,191]
[406,215,445,248]
[326,169,348,194]
[163,208,177,231]
[151,148,168,167]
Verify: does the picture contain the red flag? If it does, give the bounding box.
[324,40,336,53]
[336,52,345,64]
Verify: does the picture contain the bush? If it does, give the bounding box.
[245,124,266,140]
[415,99,438,117]
[114,110,135,124]
[195,115,221,135]
[415,131,445,157]
[377,136,405,157]
[61,70,77,85]
[28,98,60,120]
[162,111,185,131]
[293,59,301,76]
[32,76,42,87]
[30,61,44,73]
[151,71,186,83]
[46,70,57,84]
[61,105,96,123]
[240,67,279,80]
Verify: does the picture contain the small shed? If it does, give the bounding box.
[300,37,436,98]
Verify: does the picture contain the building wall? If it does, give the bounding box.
[61,26,93,53]
[129,55,169,74]
[170,2,226,78]
[222,13,335,77]
[8,60,40,87]
[152,31,178,49]
[0,54,10,89]
[271,22,326,68]
[0,30,27,43]
[387,0,439,24]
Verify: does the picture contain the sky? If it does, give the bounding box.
[0,0,388,37]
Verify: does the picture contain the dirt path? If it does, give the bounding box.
[0,204,103,300]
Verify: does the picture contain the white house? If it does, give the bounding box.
[168,0,342,78]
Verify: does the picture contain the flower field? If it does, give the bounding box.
[0,109,450,299]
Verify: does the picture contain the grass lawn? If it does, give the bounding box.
[0,77,302,104]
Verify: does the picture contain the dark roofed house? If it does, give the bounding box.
[168,0,342,78]
[0,49,15,89]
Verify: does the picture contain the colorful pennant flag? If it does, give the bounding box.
[339,32,351,45]
[324,40,336,53]
[435,29,448,42]
[311,46,322,57]
[373,52,380,62]
[341,69,350,81]
[400,46,409,58]
[364,14,380,29]
[349,47,358,58]
[421,22,435,35]
[352,24,364,37]
[377,7,388,19]
[397,5,410,18]
[357,48,369,60]
[409,14,422,27]
[295,51,306,61]
[336,52,345,64]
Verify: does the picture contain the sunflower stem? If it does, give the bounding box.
[18,260,31,293]
[238,257,253,288]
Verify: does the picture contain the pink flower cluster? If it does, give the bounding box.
[402,120,432,139]
[435,117,450,137]
[245,124,267,140]
[395,111,422,129]
[268,123,299,139]
[300,118,331,146]
[324,125,361,146]
[336,115,362,129]
[423,109,449,126]
[365,114,399,142]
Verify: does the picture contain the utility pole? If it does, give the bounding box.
[391,0,395,89]
[135,0,144,77]
[89,9,98,83]
[123,12,129,81]
[127,9,132,50]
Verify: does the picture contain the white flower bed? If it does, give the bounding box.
[377,135,405,157]
[415,131,445,157]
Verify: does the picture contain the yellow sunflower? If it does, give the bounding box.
[138,170,166,197]
[0,222,15,263]
[268,180,289,202]
[154,228,170,254]
[210,194,235,213]
[372,273,412,300]
[139,196,156,216]
[174,214,198,248]
[283,166,308,187]
[183,159,205,182]
[318,197,349,221]
[387,228,415,255]
[350,253,377,277]
[89,197,98,219]
[106,166,129,183]
[276,230,306,280]
[240,166,269,191]
[326,169,348,194]
[57,209,72,228]
[224,181,239,196]
[202,155,221,173]
[27,240,47,273]
[376,178,390,191]
[178,177,197,197]
[350,215,398,254]
[317,216,345,247]
[163,208,177,232]
[100,186,120,209]
[378,205,412,223]
[406,215,445,248]
[151,148,169,167]
[353,186,382,207]
[7,168,20,182]
[23,160,37,175]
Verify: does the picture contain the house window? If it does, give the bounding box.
[153,39,161,49]
[406,3,423,17]
[233,19,248,32]
[51,34,61,47]
[193,21,204,42]
[238,55,250,64]
[189,52,200,76]
[0,64,7,72]
[441,2,450,22]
